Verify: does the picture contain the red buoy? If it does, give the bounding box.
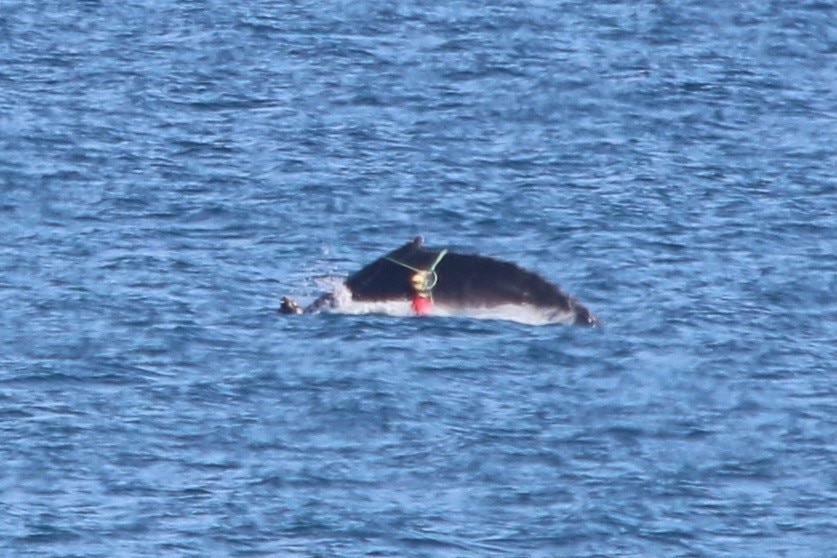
[411,294,432,315]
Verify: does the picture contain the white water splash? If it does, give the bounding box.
[323,284,577,326]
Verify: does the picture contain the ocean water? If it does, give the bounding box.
[1,1,835,556]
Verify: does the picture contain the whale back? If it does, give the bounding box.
[345,238,575,311]
[344,238,437,302]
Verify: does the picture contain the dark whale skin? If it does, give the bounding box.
[344,238,598,327]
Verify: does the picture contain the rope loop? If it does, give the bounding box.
[385,248,448,298]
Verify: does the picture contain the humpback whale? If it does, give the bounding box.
[280,237,598,326]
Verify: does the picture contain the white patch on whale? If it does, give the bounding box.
[320,285,579,326]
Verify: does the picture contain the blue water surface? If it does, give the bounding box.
[1,1,835,557]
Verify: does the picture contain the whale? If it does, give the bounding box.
[280,237,598,326]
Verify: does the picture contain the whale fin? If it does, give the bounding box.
[279,296,303,314]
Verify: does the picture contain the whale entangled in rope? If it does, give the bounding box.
[279,237,598,327]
